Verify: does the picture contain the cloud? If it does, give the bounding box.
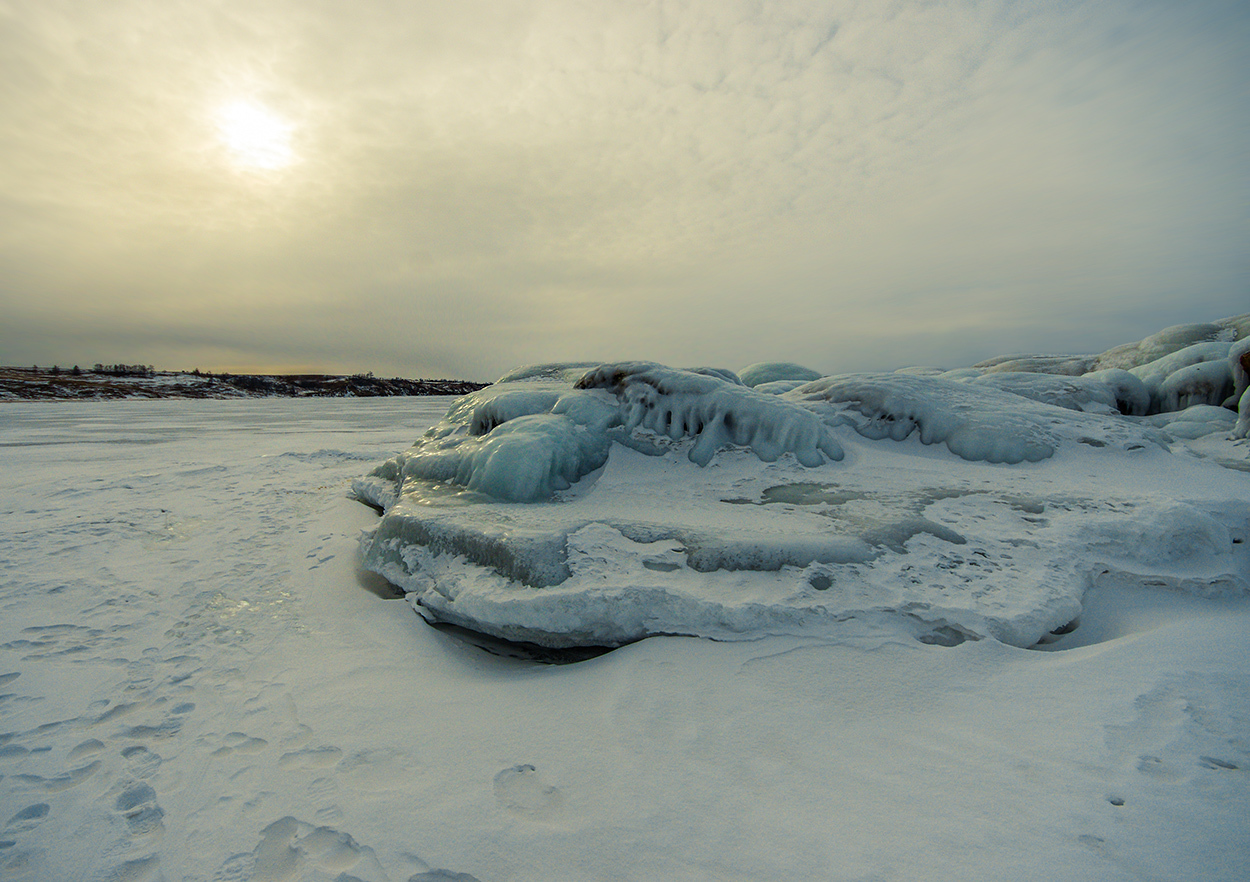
[1,0,1246,377]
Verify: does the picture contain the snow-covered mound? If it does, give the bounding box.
[789,371,1159,462]
[356,328,1250,651]
[1091,318,1242,372]
[737,361,824,388]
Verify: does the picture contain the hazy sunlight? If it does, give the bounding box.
[215,100,294,170]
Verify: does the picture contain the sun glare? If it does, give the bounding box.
[215,101,294,170]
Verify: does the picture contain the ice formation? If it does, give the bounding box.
[787,372,1157,463]
[737,361,824,388]
[1230,338,1250,439]
[1091,320,1236,371]
[356,315,1250,651]
[975,354,1097,376]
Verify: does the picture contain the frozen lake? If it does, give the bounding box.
[1,397,1247,881]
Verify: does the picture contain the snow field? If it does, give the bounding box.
[1,390,1248,880]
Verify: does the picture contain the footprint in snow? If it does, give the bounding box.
[10,759,101,793]
[69,739,106,760]
[214,816,388,882]
[279,746,343,769]
[493,764,563,816]
[3,803,50,834]
[115,782,164,839]
[211,732,270,758]
[122,745,162,778]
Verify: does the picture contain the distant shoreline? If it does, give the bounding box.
[0,366,487,401]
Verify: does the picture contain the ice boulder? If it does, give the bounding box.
[1156,361,1235,414]
[1218,312,1250,340]
[1232,339,1250,439]
[967,372,1122,414]
[1144,405,1237,440]
[494,362,601,383]
[938,367,985,381]
[752,379,813,395]
[975,354,1096,376]
[1093,321,1233,372]
[738,362,824,388]
[1127,341,1234,414]
[1080,369,1150,417]
[1230,337,1250,404]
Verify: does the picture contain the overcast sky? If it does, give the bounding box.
[1,0,1246,381]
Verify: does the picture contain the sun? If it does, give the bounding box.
[214,100,294,170]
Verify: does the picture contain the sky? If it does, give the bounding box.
[1,0,1246,382]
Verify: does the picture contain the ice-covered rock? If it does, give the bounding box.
[937,367,985,381]
[738,362,824,388]
[967,372,1122,415]
[1232,339,1250,439]
[1217,312,1250,340]
[975,354,1096,376]
[1080,369,1150,416]
[574,362,844,467]
[494,362,601,384]
[1144,405,1237,441]
[1093,321,1234,372]
[752,379,812,395]
[355,363,844,507]
[1230,337,1250,404]
[1128,341,1234,414]
[785,372,1160,464]
[790,373,1056,463]
[351,346,1250,653]
[1156,360,1235,414]
[893,366,949,377]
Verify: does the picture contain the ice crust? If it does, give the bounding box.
[357,324,1250,650]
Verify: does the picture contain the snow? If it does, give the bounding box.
[3,321,1250,880]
